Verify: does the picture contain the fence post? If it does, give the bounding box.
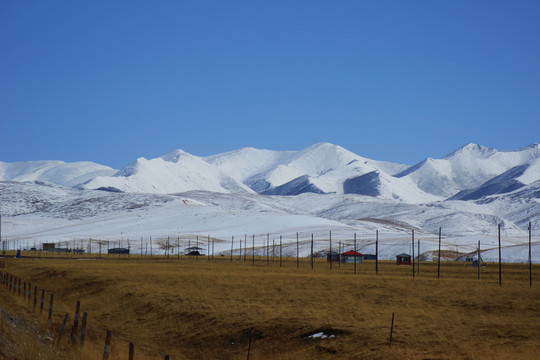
[48,294,54,325]
[529,222,532,287]
[129,343,135,360]
[33,286,37,311]
[23,282,26,297]
[279,235,282,267]
[81,312,88,346]
[477,240,481,280]
[71,300,81,343]
[412,229,415,278]
[103,330,112,360]
[297,232,300,269]
[437,227,441,279]
[58,313,70,344]
[354,233,357,275]
[40,289,45,313]
[498,223,502,286]
[18,278,21,296]
[376,230,379,275]
[28,282,31,303]
[389,312,395,346]
[310,234,314,270]
[329,231,332,270]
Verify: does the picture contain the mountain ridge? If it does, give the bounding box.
[1,142,539,202]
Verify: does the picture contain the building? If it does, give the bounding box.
[108,248,129,255]
[341,250,363,263]
[396,253,411,265]
[362,254,377,260]
[42,243,56,251]
[327,251,340,262]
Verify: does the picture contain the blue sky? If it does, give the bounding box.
[1,1,539,169]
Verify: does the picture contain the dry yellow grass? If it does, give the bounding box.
[1,253,539,359]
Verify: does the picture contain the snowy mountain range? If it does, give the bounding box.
[1,142,539,262]
[2,142,539,202]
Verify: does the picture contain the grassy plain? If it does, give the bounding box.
[1,253,539,359]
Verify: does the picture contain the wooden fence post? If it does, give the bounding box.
[81,312,88,346]
[529,222,532,287]
[498,223,502,286]
[412,229,415,278]
[354,233,357,275]
[297,232,300,269]
[129,343,135,360]
[23,282,26,297]
[247,332,253,360]
[329,231,332,270]
[33,286,37,311]
[279,235,282,267]
[389,312,395,346]
[310,234,314,270]
[103,330,112,360]
[230,236,234,262]
[477,240,481,280]
[18,278,21,296]
[437,227,441,279]
[28,282,31,303]
[58,313,70,344]
[71,300,81,343]
[40,289,45,313]
[376,230,378,275]
[48,294,54,325]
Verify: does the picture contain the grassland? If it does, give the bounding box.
[1,253,539,359]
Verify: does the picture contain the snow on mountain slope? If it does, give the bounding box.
[396,143,540,197]
[204,147,295,183]
[516,157,540,184]
[0,160,117,187]
[79,150,253,194]
[1,181,536,261]
[244,143,409,194]
[448,158,540,201]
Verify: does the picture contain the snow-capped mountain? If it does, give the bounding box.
[79,149,253,194]
[1,142,538,202]
[1,142,538,262]
[449,158,540,201]
[0,160,116,187]
[396,143,540,197]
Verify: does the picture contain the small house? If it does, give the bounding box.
[327,251,340,262]
[43,243,56,251]
[362,254,377,260]
[341,250,363,263]
[396,253,411,265]
[108,248,129,255]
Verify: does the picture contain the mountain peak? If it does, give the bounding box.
[160,149,189,163]
[444,143,496,159]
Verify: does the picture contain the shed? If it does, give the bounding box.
[43,243,56,251]
[341,250,363,263]
[327,251,340,262]
[108,248,129,255]
[396,253,411,265]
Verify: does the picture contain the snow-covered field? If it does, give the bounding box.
[1,142,538,262]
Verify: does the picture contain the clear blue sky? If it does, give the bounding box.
[1,1,539,169]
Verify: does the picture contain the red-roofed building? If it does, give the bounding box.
[341,250,363,263]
